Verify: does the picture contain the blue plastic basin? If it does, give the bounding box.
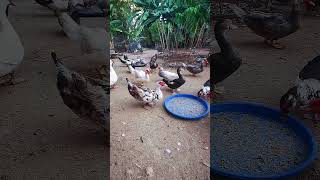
[211,102,317,179]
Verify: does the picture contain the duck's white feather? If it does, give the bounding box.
[110,60,117,86]
[297,79,320,103]
[0,10,24,78]
[57,12,107,56]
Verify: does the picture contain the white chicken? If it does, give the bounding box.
[55,10,108,57]
[158,67,179,81]
[110,59,117,88]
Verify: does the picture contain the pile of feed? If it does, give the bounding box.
[166,97,207,118]
[211,112,309,176]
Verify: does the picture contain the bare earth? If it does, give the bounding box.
[0,0,107,179]
[213,17,320,179]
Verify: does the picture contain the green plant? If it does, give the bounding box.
[110,0,210,50]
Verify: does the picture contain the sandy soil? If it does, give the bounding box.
[212,17,320,179]
[0,1,107,179]
[110,50,211,179]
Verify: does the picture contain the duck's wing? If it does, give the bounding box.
[299,55,320,80]
[128,82,144,100]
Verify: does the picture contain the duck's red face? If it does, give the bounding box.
[204,59,209,66]
[158,81,166,87]
[145,69,151,75]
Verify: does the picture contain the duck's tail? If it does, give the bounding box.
[226,3,247,21]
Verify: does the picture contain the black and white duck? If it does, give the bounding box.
[198,80,210,100]
[227,0,300,49]
[195,56,209,67]
[280,55,320,118]
[163,67,185,94]
[208,19,242,95]
[119,55,147,68]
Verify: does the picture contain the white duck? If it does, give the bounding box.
[0,0,24,85]
[55,10,107,57]
[127,64,151,83]
[110,59,117,88]
[158,67,179,81]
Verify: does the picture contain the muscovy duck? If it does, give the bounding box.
[51,52,108,131]
[0,0,24,86]
[182,61,204,76]
[195,56,209,67]
[149,54,158,71]
[280,55,320,118]
[110,59,118,88]
[198,80,210,100]
[208,19,242,94]
[163,67,185,93]
[127,64,151,86]
[126,78,165,109]
[158,67,179,81]
[227,0,300,49]
[119,56,147,68]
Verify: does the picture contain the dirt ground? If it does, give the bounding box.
[0,0,107,179]
[213,16,320,179]
[110,49,211,179]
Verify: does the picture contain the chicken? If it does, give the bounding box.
[55,10,108,56]
[51,51,108,131]
[158,67,179,81]
[126,78,165,109]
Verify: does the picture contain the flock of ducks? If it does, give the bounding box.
[210,0,320,120]
[0,0,109,135]
[110,53,210,109]
[1,0,320,137]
